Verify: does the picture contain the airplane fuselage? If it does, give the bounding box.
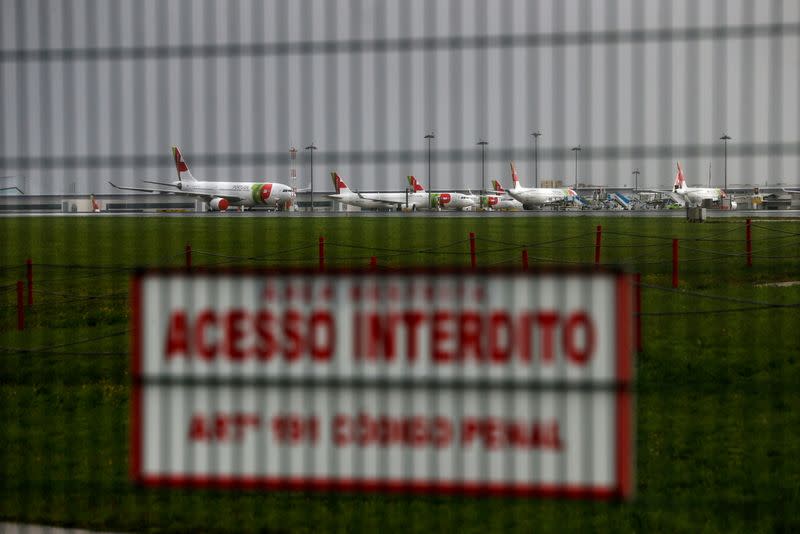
[330,191,476,211]
[427,192,477,210]
[329,191,429,210]
[181,181,295,208]
[507,187,573,209]
[480,194,522,210]
[675,187,724,207]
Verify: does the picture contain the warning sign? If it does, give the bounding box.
[131,269,635,499]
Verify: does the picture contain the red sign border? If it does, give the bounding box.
[130,268,635,500]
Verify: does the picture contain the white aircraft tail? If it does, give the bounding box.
[407,176,425,192]
[510,162,522,189]
[172,146,197,183]
[330,172,353,194]
[673,162,687,192]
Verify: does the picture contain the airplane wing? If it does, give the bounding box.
[356,192,408,207]
[637,188,672,194]
[666,193,686,205]
[635,189,686,204]
[723,187,758,194]
[142,179,180,188]
[107,181,241,203]
[108,181,181,195]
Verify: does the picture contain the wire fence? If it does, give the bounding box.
[2,1,800,532]
[1,222,797,317]
[3,219,799,331]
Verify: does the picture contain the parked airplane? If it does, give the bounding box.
[505,162,579,209]
[328,172,426,210]
[406,176,477,211]
[108,146,295,211]
[670,162,733,208]
[487,180,523,210]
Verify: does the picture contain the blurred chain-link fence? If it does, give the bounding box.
[1,1,799,532]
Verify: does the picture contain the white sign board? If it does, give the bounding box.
[132,269,634,499]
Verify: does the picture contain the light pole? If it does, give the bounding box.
[531,131,542,188]
[571,145,581,190]
[632,168,640,192]
[720,134,731,193]
[477,140,488,196]
[425,132,435,206]
[305,144,317,212]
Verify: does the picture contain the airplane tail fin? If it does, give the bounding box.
[330,172,352,193]
[510,162,521,189]
[492,179,505,194]
[673,162,686,191]
[407,176,425,192]
[172,146,197,183]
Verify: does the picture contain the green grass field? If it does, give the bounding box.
[1,215,799,532]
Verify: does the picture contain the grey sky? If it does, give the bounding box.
[1,0,798,194]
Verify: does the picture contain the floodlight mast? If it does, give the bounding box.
[531,131,542,188]
[720,133,731,193]
[305,144,317,212]
[571,145,581,190]
[425,133,435,207]
[477,140,488,196]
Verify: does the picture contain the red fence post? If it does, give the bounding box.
[26,258,33,306]
[594,225,602,266]
[318,236,325,271]
[469,232,476,269]
[634,273,642,352]
[369,256,377,270]
[746,218,752,267]
[185,244,192,270]
[521,249,529,270]
[672,238,679,289]
[17,281,24,331]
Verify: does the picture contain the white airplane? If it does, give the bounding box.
[406,176,477,211]
[505,162,580,209]
[109,146,295,211]
[327,172,427,211]
[670,162,734,208]
[486,179,523,210]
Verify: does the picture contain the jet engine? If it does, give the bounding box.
[209,198,230,211]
